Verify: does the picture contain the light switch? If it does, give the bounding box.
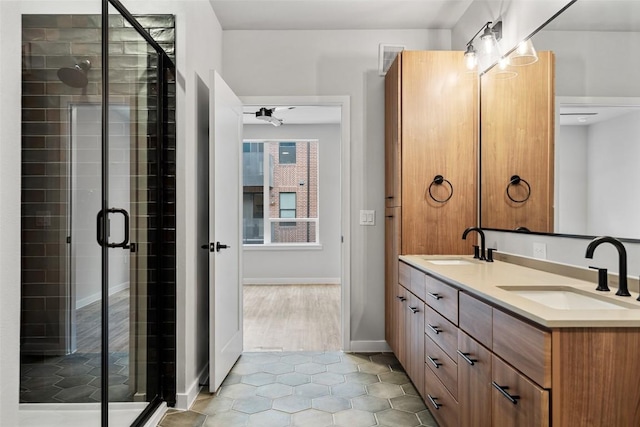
[359,210,375,226]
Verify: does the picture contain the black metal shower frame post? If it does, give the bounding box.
[100,1,110,426]
[100,1,177,425]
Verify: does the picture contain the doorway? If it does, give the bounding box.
[239,97,351,353]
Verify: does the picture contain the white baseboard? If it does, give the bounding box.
[349,340,392,353]
[175,364,208,410]
[76,281,130,309]
[243,277,341,285]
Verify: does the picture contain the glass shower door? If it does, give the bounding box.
[104,4,168,424]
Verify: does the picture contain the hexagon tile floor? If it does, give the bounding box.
[158,352,439,427]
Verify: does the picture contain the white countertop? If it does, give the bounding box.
[400,254,640,328]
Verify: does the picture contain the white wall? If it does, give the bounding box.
[223,29,450,346]
[556,125,587,234]
[242,124,341,284]
[535,30,640,97]
[587,112,640,237]
[0,1,21,423]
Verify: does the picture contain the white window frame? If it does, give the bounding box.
[243,139,320,247]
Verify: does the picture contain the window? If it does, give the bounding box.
[279,192,296,226]
[242,140,319,245]
[279,142,296,164]
[253,193,264,219]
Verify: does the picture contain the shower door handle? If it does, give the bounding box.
[96,208,130,248]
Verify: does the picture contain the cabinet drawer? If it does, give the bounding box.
[459,292,492,349]
[425,362,459,427]
[492,355,550,427]
[410,267,426,301]
[425,306,458,361]
[493,309,551,388]
[425,275,458,325]
[399,262,411,288]
[425,335,457,399]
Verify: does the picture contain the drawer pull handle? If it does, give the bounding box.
[492,381,520,405]
[427,292,442,300]
[427,356,442,369]
[427,394,441,410]
[409,306,419,314]
[427,324,441,334]
[396,295,406,301]
[457,350,477,366]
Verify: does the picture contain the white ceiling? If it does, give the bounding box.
[543,1,640,32]
[209,0,474,30]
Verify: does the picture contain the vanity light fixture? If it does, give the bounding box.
[464,44,477,70]
[464,21,503,72]
[509,38,539,66]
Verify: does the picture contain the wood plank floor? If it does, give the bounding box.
[243,284,341,352]
[76,289,130,353]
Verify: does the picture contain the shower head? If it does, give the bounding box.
[57,59,91,88]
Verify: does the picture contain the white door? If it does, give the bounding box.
[209,71,243,392]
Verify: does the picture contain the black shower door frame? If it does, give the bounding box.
[100,1,175,425]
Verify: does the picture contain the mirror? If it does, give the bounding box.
[480,0,640,240]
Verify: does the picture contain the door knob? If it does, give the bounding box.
[216,242,230,252]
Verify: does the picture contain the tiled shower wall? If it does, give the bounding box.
[21,14,176,403]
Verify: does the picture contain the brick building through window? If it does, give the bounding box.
[243,140,319,244]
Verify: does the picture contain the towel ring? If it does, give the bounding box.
[506,175,531,203]
[428,175,453,203]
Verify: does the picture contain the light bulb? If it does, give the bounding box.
[464,45,477,70]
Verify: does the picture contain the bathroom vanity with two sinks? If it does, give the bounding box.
[393,254,640,427]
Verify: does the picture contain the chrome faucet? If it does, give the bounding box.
[585,236,631,297]
[462,227,485,260]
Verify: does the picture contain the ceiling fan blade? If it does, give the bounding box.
[272,106,295,112]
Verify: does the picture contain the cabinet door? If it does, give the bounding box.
[492,356,549,427]
[385,208,401,352]
[458,331,491,427]
[480,51,555,232]
[395,283,408,367]
[385,53,402,208]
[400,51,478,255]
[408,292,425,397]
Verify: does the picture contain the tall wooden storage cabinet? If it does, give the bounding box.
[384,50,478,366]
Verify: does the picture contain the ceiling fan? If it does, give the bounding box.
[244,106,295,126]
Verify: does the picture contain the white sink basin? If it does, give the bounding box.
[426,259,474,266]
[499,286,630,310]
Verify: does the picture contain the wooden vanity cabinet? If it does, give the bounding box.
[392,264,640,426]
[457,291,551,427]
[384,50,477,256]
[384,48,477,413]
